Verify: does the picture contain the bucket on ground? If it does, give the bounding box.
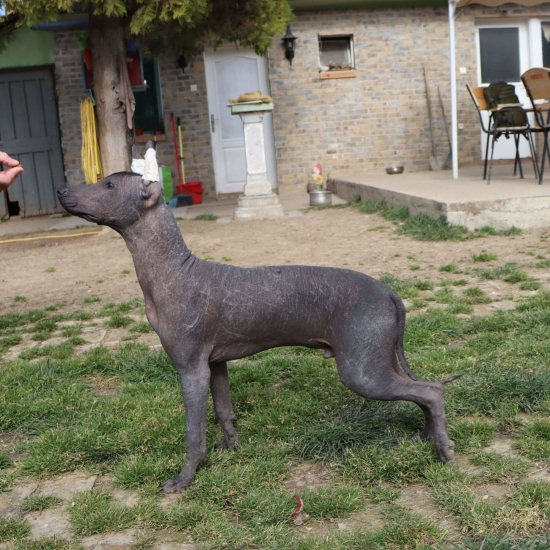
[176,181,203,205]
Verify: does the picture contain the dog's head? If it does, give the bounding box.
[57,172,163,230]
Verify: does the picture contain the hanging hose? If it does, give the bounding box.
[171,112,183,187]
[177,117,186,183]
[80,97,103,184]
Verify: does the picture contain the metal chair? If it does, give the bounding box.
[521,68,550,185]
[466,83,539,184]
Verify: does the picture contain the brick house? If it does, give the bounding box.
[1,0,549,215]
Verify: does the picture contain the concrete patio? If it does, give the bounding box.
[329,163,550,231]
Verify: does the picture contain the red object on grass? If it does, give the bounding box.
[290,495,304,517]
[176,181,203,205]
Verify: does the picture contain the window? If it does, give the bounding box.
[318,35,356,80]
[478,27,520,84]
[542,22,550,68]
[134,53,165,138]
[319,35,354,71]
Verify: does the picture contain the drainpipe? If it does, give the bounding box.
[449,0,459,179]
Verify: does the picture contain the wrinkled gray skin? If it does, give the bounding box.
[57,173,455,493]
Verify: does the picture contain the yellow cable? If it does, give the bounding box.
[80,98,103,184]
[177,123,186,183]
[0,231,101,245]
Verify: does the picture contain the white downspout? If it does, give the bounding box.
[449,0,459,179]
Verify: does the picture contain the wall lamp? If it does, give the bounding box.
[281,24,297,65]
[177,54,187,74]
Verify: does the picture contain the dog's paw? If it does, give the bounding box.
[214,435,240,452]
[214,438,230,451]
[438,440,455,464]
[159,475,192,494]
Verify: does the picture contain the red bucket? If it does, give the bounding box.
[176,181,203,205]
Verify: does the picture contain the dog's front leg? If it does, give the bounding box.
[160,361,210,493]
[210,361,239,451]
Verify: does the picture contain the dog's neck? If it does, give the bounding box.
[119,203,194,293]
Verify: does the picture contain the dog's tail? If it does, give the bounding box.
[391,293,462,385]
[391,293,420,381]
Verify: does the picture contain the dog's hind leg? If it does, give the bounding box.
[337,348,454,464]
[210,361,239,451]
[417,403,435,442]
[160,358,210,493]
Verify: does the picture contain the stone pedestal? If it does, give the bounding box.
[229,102,284,220]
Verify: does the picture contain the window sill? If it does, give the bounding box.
[319,69,357,80]
[134,133,167,143]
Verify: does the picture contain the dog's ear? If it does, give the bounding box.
[141,179,151,198]
[140,180,162,207]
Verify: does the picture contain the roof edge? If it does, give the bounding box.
[289,0,447,10]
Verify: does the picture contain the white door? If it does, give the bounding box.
[204,49,277,195]
[476,21,531,160]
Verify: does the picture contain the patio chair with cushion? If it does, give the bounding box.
[466,83,538,184]
[521,67,550,185]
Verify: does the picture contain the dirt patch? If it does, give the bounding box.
[526,466,550,482]
[82,376,120,397]
[484,435,519,458]
[473,484,510,506]
[0,482,38,518]
[0,432,32,453]
[292,505,387,540]
[1,209,548,313]
[284,462,332,493]
[396,485,462,540]
[92,475,140,507]
[24,507,72,541]
[36,472,98,501]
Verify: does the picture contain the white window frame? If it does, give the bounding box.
[318,34,355,70]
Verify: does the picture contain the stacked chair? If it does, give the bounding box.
[467,82,538,184]
[521,68,550,185]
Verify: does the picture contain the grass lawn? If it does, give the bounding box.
[2,235,550,547]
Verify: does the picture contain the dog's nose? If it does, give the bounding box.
[57,188,69,198]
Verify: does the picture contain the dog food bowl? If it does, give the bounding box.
[309,190,332,207]
[386,166,404,175]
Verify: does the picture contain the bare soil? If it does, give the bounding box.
[1,207,549,312]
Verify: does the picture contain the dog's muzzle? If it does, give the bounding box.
[57,188,78,209]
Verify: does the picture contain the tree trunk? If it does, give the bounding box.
[89,15,133,175]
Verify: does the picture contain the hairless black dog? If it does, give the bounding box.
[58,172,456,493]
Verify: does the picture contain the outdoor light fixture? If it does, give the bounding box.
[281,24,297,65]
[177,54,187,74]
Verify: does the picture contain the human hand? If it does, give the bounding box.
[0,152,24,192]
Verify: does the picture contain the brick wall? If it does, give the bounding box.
[264,7,475,186]
[54,30,85,187]
[157,55,216,201]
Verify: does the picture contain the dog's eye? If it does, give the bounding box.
[105,181,114,189]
